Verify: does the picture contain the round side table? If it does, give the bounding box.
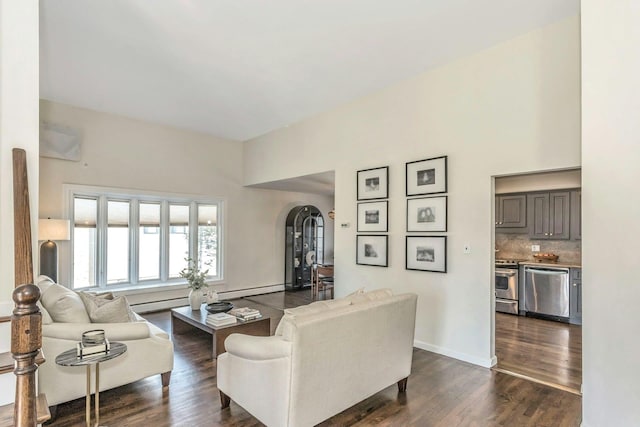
[55,342,127,426]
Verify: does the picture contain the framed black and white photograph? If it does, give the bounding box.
[356,235,388,267]
[406,236,447,272]
[406,156,447,196]
[357,201,388,232]
[357,166,389,200]
[407,196,447,232]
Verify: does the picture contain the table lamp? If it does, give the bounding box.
[39,218,71,282]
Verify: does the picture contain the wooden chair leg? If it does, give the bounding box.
[220,391,231,408]
[397,377,408,393]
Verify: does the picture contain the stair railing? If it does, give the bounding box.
[11,148,41,427]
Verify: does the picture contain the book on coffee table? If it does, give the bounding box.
[206,313,237,327]
[228,307,262,321]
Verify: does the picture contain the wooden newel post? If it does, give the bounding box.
[12,284,42,427]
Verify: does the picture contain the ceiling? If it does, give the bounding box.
[40,0,580,142]
[248,171,335,196]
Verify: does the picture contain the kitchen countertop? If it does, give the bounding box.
[519,261,582,268]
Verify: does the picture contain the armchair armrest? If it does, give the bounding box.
[224,334,291,360]
[43,321,151,341]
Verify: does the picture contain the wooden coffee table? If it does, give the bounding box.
[171,305,270,359]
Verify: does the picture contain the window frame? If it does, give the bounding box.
[64,184,225,290]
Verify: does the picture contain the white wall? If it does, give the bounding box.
[0,0,40,301]
[582,1,640,425]
[39,100,334,302]
[245,16,581,366]
[0,0,39,407]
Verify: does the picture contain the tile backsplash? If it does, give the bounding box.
[495,233,582,264]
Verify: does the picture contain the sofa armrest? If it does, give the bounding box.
[43,321,151,341]
[224,334,291,360]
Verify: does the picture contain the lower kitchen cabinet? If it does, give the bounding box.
[569,268,582,325]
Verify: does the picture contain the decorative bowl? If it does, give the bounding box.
[533,253,559,262]
[206,302,234,314]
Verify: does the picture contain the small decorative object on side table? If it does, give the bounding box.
[56,342,127,426]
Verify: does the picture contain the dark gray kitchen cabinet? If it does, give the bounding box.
[571,190,581,240]
[528,191,570,240]
[569,268,582,325]
[495,194,527,230]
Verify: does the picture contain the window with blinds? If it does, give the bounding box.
[68,186,223,289]
[139,202,160,281]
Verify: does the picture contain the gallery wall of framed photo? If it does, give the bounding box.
[354,156,448,272]
[405,155,448,273]
[356,166,389,267]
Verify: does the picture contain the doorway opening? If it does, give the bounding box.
[492,168,582,394]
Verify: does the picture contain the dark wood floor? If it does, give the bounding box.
[495,313,582,393]
[1,291,582,426]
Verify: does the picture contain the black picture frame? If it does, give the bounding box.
[356,235,388,267]
[357,200,388,232]
[405,236,447,273]
[357,166,389,200]
[406,196,447,232]
[406,156,447,196]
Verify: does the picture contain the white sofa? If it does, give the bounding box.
[34,276,174,408]
[217,289,418,427]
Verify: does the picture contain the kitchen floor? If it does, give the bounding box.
[495,312,582,394]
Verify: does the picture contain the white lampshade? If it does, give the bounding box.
[39,219,71,241]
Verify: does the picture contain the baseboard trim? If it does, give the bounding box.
[413,339,495,368]
[133,284,285,313]
[133,298,189,313]
[218,284,285,300]
[490,355,498,367]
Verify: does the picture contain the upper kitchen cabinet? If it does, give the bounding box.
[570,190,581,240]
[528,191,570,239]
[495,194,527,231]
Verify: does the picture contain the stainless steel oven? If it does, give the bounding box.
[495,260,519,315]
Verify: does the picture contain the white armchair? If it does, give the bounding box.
[34,276,174,408]
[39,316,174,406]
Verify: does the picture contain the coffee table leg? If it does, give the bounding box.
[86,365,91,427]
[212,334,216,359]
[95,362,100,426]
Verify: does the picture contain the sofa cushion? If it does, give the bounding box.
[40,283,91,323]
[276,298,352,339]
[37,301,53,325]
[349,288,393,304]
[317,298,352,309]
[36,275,56,294]
[283,301,326,317]
[79,292,136,323]
[276,303,325,339]
[347,287,365,296]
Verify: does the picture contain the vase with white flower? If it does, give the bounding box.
[180,258,209,310]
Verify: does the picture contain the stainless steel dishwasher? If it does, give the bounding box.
[524,266,570,319]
